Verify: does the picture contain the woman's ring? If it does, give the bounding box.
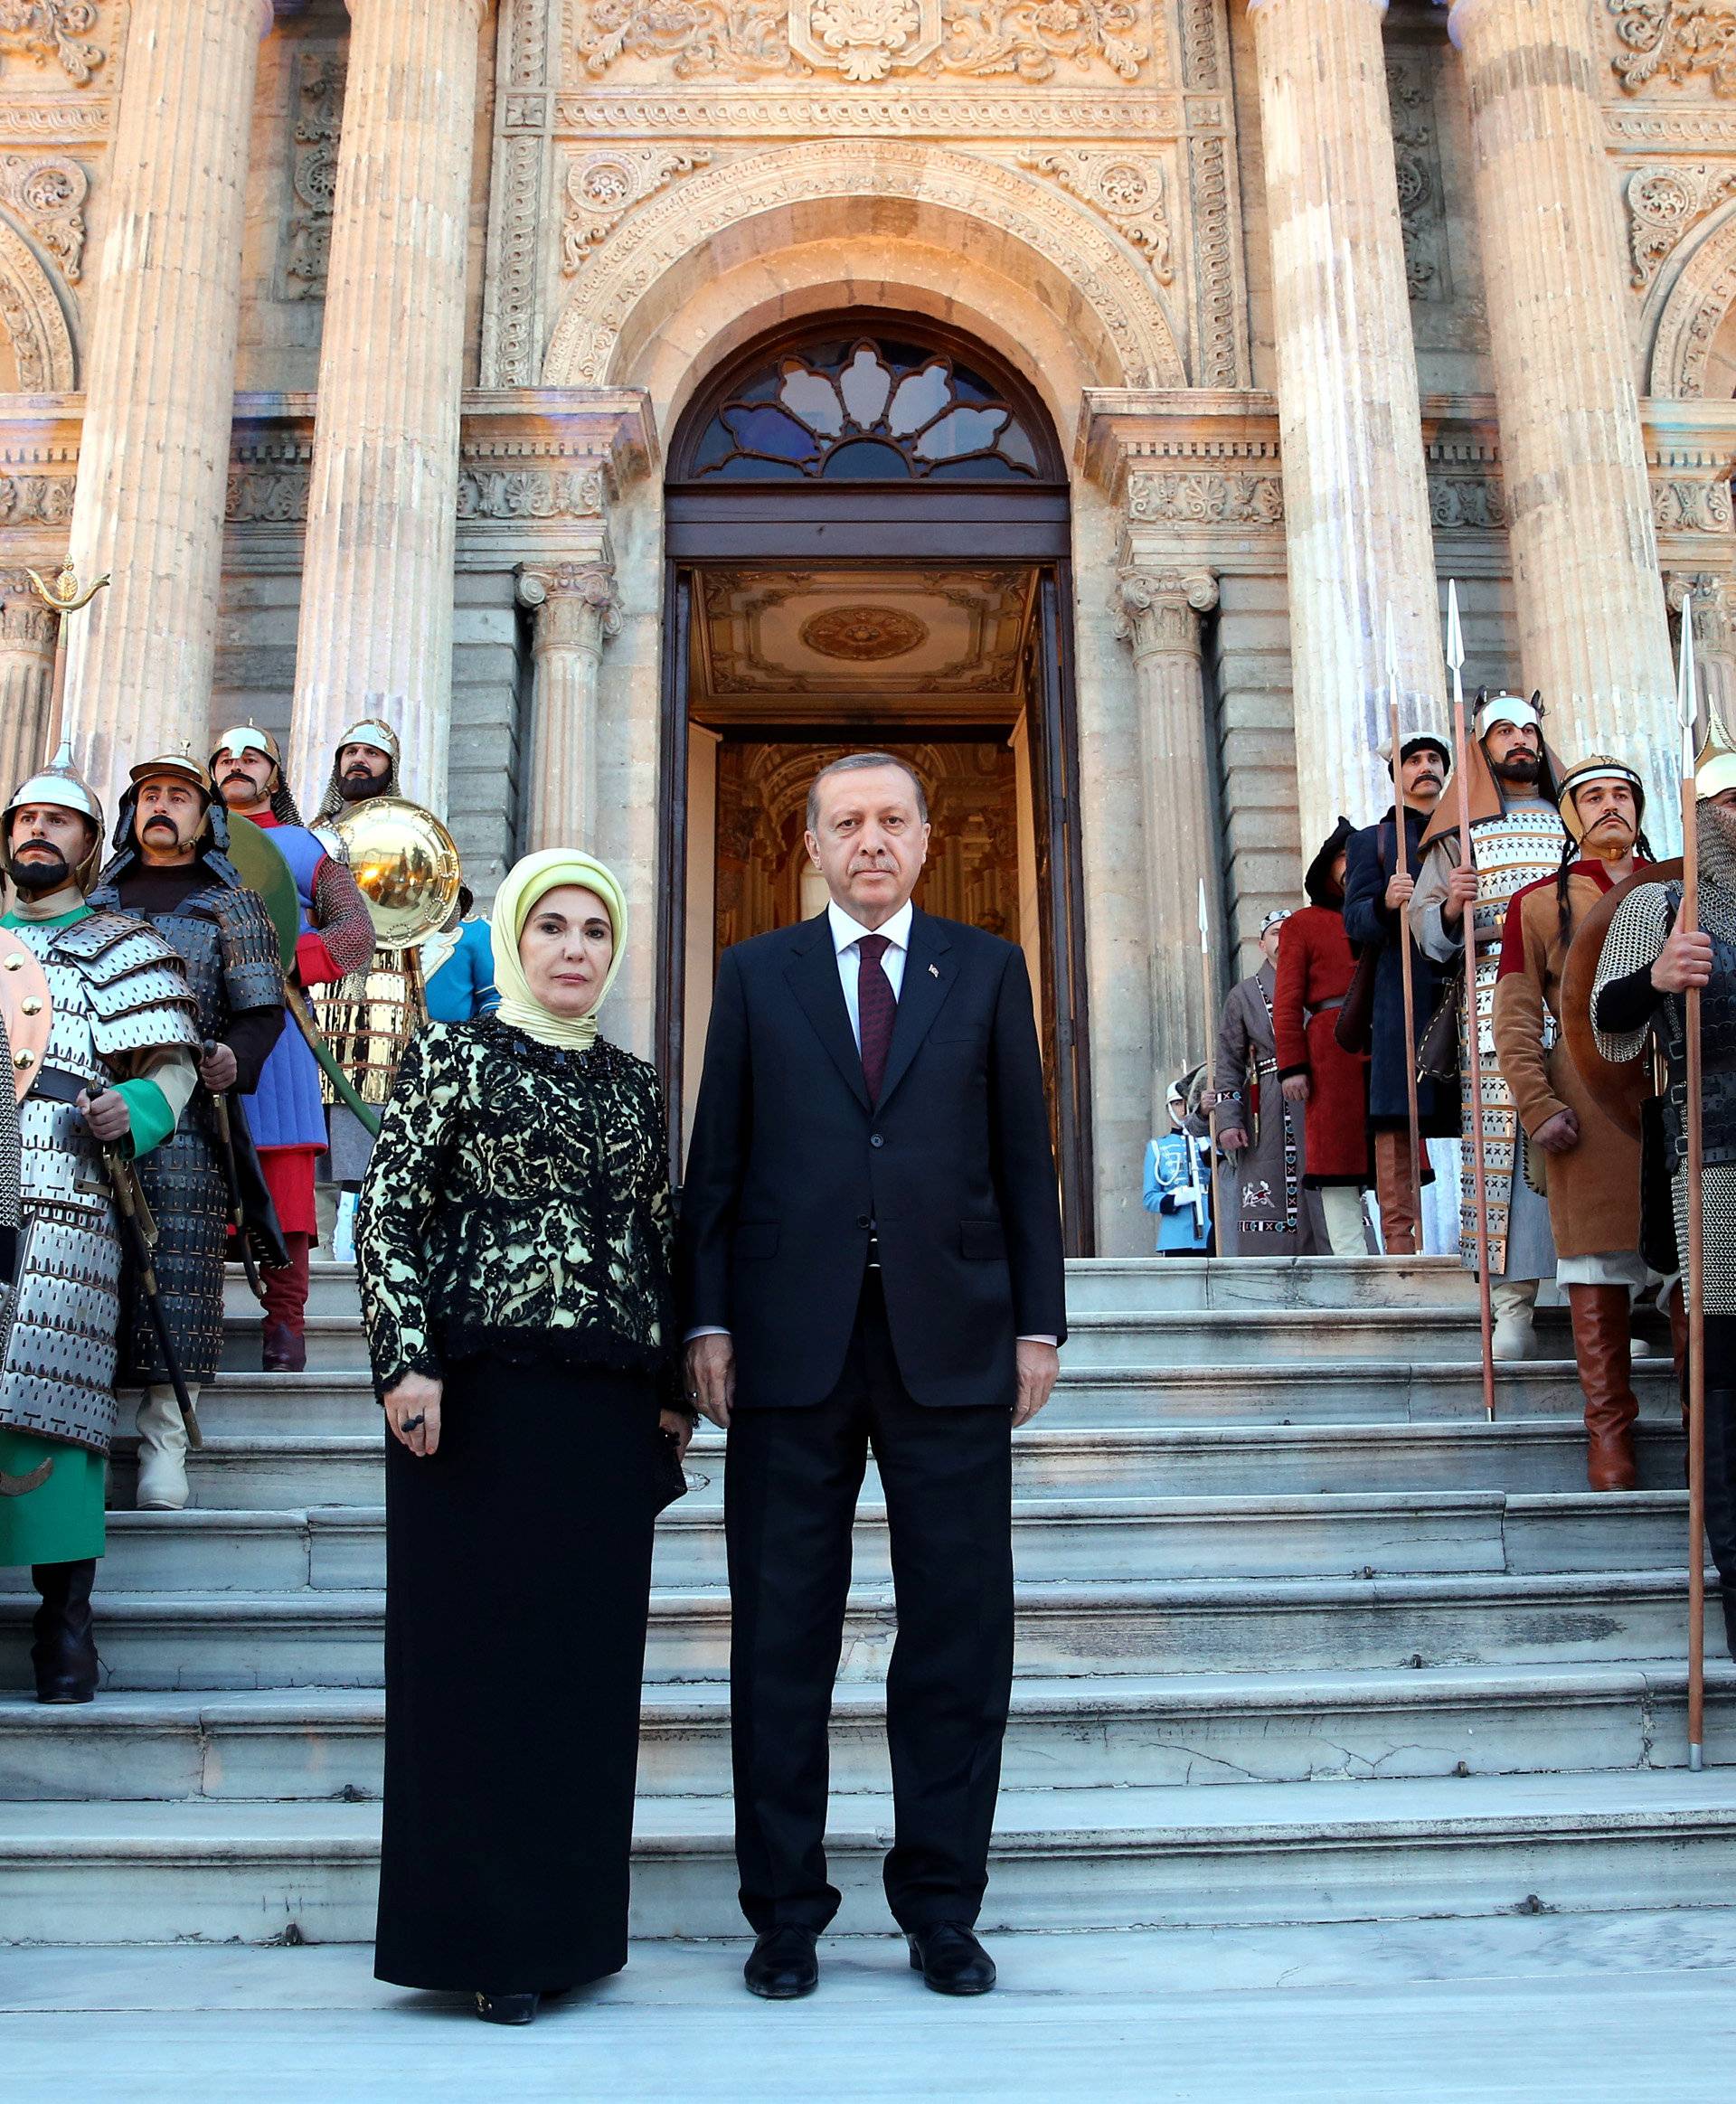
[401,1412,426,1432]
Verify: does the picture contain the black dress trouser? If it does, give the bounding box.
[724,1270,1015,1936]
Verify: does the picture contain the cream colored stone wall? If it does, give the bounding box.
[6,0,1736,1248]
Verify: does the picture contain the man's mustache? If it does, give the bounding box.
[221,770,254,790]
[143,816,177,831]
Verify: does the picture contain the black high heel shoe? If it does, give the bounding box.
[474,1991,540,2025]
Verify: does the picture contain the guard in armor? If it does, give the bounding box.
[1212,911,1327,1255]
[1343,734,1457,1256]
[308,720,438,1207]
[210,727,373,1369]
[1492,757,1665,1491]
[0,745,200,1703]
[1410,693,1569,1357]
[90,752,288,1509]
[1590,741,1736,1653]
[1144,1080,1212,1256]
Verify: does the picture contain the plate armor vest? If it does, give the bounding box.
[1458,806,1568,1272]
[87,871,285,1384]
[0,911,200,1452]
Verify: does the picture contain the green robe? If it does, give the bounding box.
[0,903,175,1570]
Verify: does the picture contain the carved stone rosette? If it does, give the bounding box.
[516,560,624,854]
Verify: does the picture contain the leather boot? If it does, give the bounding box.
[261,1233,310,1372]
[1373,1129,1420,1256]
[30,1560,99,1703]
[1569,1283,1639,1492]
[135,1384,191,1511]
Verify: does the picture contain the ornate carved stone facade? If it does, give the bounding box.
[0,0,1725,1250]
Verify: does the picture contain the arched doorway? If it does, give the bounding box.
[658,313,1094,1251]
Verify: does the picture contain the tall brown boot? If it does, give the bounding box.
[1373,1129,1420,1256]
[1569,1283,1641,1492]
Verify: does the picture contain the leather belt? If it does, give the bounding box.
[1305,996,1346,1024]
[26,1064,92,1107]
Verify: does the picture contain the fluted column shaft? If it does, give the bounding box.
[516,562,622,854]
[288,0,486,810]
[61,0,269,816]
[1449,0,1675,782]
[1115,567,1222,1118]
[0,574,61,794]
[1248,0,1448,852]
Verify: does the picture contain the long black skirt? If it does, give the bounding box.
[374,1353,664,1994]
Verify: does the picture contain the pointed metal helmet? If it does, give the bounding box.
[314,718,401,826]
[1696,701,1736,802]
[2,739,106,887]
[211,722,304,826]
[1557,754,1646,844]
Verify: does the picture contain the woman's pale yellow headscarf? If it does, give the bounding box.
[490,849,628,1052]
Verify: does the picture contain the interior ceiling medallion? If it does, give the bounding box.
[799,605,929,661]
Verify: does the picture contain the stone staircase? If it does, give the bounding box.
[3,1255,1734,1948]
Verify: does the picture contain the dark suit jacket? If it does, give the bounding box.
[677,906,1067,1410]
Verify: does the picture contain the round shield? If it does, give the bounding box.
[1561,858,1681,1144]
[225,814,301,974]
[0,939,52,1104]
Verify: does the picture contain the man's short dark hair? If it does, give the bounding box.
[806,753,929,835]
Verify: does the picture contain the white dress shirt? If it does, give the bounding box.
[686,894,1056,1353]
[829,896,912,1044]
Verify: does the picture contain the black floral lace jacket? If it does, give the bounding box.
[355,1017,682,1407]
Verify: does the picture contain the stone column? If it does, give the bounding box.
[1114,567,1222,1114]
[288,0,486,811]
[1448,0,1676,785]
[60,0,272,816]
[1247,0,1448,853]
[0,572,61,795]
[515,561,623,854]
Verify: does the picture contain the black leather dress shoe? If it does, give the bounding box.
[474,1991,540,2025]
[908,1924,996,1995]
[744,1926,819,1999]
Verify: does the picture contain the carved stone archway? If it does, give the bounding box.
[1648,194,1736,399]
[540,139,1189,396]
[0,215,75,392]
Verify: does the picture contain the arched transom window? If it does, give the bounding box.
[685,332,1049,483]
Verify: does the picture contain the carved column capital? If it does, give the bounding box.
[0,570,61,651]
[517,561,623,656]
[1668,570,1736,654]
[1112,568,1220,662]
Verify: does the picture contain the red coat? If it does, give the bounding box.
[1272,904,1371,1186]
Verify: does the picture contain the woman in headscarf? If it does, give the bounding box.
[356,850,690,2026]
[1270,818,1373,1257]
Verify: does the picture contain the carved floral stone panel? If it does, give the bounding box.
[568,0,1155,84]
[1018,148,1172,285]
[1610,2,1736,96]
[0,2,106,87]
[0,150,84,282]
[561,146,711,271]
[283,52,345,302]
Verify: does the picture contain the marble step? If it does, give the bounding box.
[154,1355,1684,1445]
[215,1302,1628,1377]
[5,1770,1735,1945]
[107,1419,1691,1512]
[0,1569,1714,1693]
[2,1492,1703,1598]
[3,1664,1731,1805]
[223,1255,1484,1329]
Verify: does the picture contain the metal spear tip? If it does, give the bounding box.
[1197,876,1209,942]
[1445,580,1465,673]
[1678,591,1701,734]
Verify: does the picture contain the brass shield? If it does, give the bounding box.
[0,939,52,1103]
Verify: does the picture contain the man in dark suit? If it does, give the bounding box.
[680,752,1066,2001]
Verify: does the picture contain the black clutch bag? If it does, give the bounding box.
[1417,962,1464,1090]
[655,1425,692,1514]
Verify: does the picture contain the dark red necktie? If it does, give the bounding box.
[856,933,896,1105]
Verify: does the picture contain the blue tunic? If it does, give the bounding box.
[424,918,498,1024]
[1143,1131,1212,1254]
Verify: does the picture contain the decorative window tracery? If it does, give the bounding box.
[687,333,1045,481]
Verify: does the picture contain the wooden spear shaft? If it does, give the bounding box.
[1391,700,1426,1249]
[1450,689,1498,1424]
[1198,880,1222,1253]
[1682,741,1708,1772]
